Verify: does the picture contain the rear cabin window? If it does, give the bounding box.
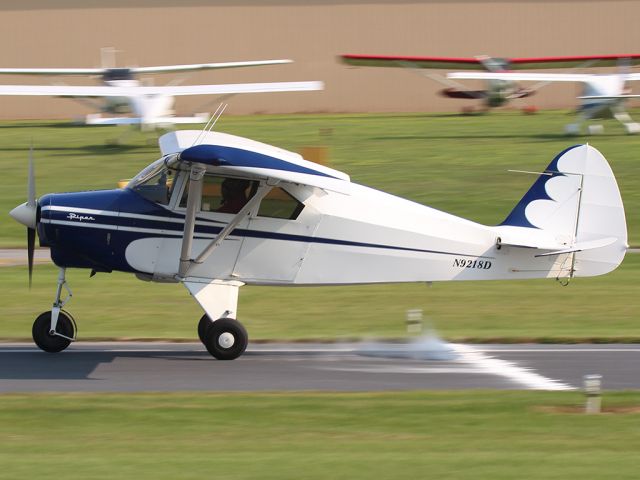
[179,175,303,219]
[180,175,257,214]
[257,187,304,220]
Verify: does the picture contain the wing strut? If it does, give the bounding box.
[186,184,272,276]
[179,165,206,277]
[177,168,273,279]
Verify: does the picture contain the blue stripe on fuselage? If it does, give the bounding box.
[41,187,494,272]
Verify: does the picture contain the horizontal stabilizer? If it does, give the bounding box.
[534,237,618,257]
[448,72,593,82]
[86,114,209,125]
[580,95,640,99]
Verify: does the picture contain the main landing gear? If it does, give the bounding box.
[187,280,247,360]
[198,315,248,360]
[32,268,77,353]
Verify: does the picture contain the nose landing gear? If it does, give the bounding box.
[32,267,76,353]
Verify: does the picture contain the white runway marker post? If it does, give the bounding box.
[583,374,602,414]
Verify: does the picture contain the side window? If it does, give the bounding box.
[257,187,304,220]
[180,175,256,214]
[132,168,176,206]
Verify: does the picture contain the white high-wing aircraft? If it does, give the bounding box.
[341,54,640,120]
[10,131,627,360]
[448,70,640,134]
[0,58,322,127]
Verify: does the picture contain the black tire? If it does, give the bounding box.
[197,314,212,344]
[203,318,248,360]
[32,310,75,353]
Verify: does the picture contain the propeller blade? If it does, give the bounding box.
[27,144,36,207]
[27,227,35,289]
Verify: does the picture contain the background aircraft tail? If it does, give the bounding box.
[496,144,627,277]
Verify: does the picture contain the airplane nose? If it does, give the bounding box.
[9,201,37,229]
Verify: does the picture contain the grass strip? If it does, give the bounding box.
[0,391,638,479]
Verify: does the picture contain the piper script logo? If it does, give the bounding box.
[67,212,95,222]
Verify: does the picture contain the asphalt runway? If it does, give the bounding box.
[0,342,638,393]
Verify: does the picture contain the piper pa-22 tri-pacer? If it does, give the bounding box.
[0,57,321,127]
[340,53,640,117]
[9,131,628,359]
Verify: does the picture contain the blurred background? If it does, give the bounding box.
[0,0,639,117]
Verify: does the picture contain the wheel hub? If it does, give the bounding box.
[218,332,235,349]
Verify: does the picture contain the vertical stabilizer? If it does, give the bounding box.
[501,144,627,277]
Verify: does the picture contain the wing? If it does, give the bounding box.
[339,54,485,70]
[162,130,350,194]
[0,68,106,76]
[0,60,293,76]
[341,54,640,71]
[508,54,640,70]
[448,72,596,82]
[130,59,292,74]
[0,81,324,98]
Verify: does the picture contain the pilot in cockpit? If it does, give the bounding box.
[216,178,251,214]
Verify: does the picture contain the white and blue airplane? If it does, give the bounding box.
[9,130,628,359]
[448,70,640,135]
[0,56,321,128]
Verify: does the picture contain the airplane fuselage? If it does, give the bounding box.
[35,173,599,286]
[579,74,627,119]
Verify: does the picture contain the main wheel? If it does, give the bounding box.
[32,310,75,353]
[203,318,248,360]
[197,314,212,344]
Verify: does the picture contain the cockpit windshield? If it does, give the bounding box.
[126,154,180,205]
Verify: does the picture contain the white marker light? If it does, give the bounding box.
[583,374,602,414]
[406,309,423,335]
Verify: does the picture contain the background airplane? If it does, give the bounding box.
[448,69,640,134]
[339,54,640,114]
[9,129,627,360]
[0,54,322,128]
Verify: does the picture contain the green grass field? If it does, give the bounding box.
[1,115,638,478]
[0,391,638,479]
[0,253,638,342]
[1,111,639,246]
[1,112,638,342]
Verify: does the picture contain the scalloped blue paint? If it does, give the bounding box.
[500,145,581,228]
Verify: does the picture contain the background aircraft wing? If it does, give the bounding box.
[0,81,324,98]
[340,54,486,70]
[448,72,595,82]
[341,54,640,71]
[0,60,292,76]
[0,68,106,75]
[507,54,640,69]
[130,59,293,74]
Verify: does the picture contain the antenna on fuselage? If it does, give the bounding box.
[192,103,227,146]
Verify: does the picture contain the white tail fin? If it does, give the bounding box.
[497,144,627,277]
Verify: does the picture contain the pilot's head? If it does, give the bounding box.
[221,178,250,199]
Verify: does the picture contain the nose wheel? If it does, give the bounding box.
[199,317,248,360]
[32,310,76,353]
[32,267,76,353]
